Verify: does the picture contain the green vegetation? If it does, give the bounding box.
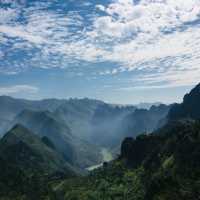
[52,120,200,200]
[0,124,75,200]
[53,164,145,200]
[0,120,200,200]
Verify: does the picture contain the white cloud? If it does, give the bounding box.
[0,0,200,88]
[0,85,39,95]
[0,25,46,44]
[88,0,200,88]
[96,5,105,11]
[0,7,19,23]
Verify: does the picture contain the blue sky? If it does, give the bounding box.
[0,0,200,104]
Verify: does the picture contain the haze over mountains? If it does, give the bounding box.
[0,95,171,169]
[133,102,163,110]
[13,109,101,169]
[0,83,200,199]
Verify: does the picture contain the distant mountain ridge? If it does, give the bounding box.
[120,104,170,138]
[0,96,67,137]
[0,96,105,135]
[0,95,171,144]
[134,102,163,110]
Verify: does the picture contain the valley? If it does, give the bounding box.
[0,96,169,171]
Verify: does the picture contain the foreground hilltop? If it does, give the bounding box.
[0,124,76,199]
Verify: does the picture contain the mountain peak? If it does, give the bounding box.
[9,123,26,131]
[2,124,33,145]
[3,123,33,141]
[184,83,200,101]
[0,125,75,176]
[168,83,200,120]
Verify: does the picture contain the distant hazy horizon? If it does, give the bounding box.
[0,83,195,105]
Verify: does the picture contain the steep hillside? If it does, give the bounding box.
[0,124,74,174]
[168,83,200,120]
[0,117,10,137]
[13,110,102,169]
[0,124,75,199]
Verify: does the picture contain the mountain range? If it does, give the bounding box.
[0,83,200,199]
[0,95,170,168]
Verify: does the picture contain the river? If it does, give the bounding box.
[86,148,113,171]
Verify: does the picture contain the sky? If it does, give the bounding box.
[0,0,200,104]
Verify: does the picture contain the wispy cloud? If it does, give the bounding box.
[0,0,200,89]
[0,85,39,95]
